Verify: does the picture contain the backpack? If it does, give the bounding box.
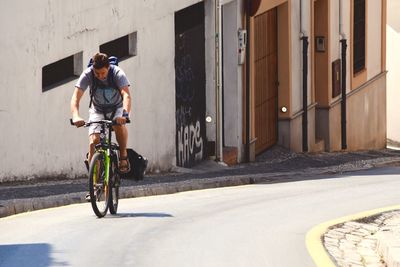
[87,56,122,113]
[121,149,148,181]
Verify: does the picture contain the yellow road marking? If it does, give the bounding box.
[306,204,400,266]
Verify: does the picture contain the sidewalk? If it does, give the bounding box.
[1,146,400,266]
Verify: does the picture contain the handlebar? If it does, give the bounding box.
[70,118,130,127]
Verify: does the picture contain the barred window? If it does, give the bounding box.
[353,0,366,74]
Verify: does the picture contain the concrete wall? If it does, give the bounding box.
[347,74,387,150]
[0,0,214,181]
[290,0,312,115]
[367,0,383,80]
[387,0,400,143]
[330,0,351,97]
[325,0,386,151]
[205,0,217,145]
[222,0,244,161]
[328,74,387,151]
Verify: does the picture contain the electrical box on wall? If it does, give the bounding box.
[332,59,341,98]
[238,29,247,65]
[315,36,326,52]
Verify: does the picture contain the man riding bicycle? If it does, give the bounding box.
[71,52,132,174]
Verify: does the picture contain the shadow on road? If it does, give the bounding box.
[0,243,68,267]
[108,212,174,218]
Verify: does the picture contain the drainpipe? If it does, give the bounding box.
[339,0,347,150]
[215,0,224,162]
[300,0,309,152]
[245,0,251,162]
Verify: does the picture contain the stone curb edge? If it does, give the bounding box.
[1,157,400,219]
[305,205,400,267]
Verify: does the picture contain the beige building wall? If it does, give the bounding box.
[367,0,383,80]
[347,74,387,150]
[327,0,386,151]
[387,0,400,143]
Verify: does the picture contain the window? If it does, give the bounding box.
[42,52,82,92]
[353,0,366,74]
[100,32,137,60]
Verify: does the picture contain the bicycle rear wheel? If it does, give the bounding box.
[88,152,109,218]
[109,161,119,215]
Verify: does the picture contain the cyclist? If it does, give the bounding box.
[71,52,132,174]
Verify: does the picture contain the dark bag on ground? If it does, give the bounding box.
[121,149,148,181]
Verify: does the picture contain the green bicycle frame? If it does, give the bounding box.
[93,149,111,186]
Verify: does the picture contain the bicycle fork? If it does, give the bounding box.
[93,151,111,199]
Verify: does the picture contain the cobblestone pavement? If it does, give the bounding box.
[324,211,400,267]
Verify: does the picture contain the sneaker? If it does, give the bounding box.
[85,193,91,202]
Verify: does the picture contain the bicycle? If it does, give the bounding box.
[70,118,130,218]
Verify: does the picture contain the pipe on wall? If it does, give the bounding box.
[339,0,346,39]
[215,0,224,162]
[340,39,347,150]
[245,0,251,162]
[301,36,309,152]
[339,0,347,150]
[300,0,309,152]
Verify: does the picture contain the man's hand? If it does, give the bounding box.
[72,116,85,127]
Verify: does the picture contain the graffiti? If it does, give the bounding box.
[177,120,203,166]
[175,106,192,127]
[175,8,205,167]
[175,54,195,103]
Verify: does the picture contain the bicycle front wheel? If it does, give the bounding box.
[109,161,119,215]
[88,152,109,218]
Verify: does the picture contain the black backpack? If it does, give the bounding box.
[87,56,122,113]
[121,149,148,181]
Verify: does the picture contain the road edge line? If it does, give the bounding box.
[305,204,400,267]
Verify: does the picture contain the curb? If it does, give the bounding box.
[306,205,400,267]
[0,176,254,218]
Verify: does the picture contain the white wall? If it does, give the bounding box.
[330,0,351,96]
[367,0,382,80]
[222,0,244,159]
[387,0,400,142]
[205,0,217,145]
[0,0,210,181]
[290,0,303,114]
[290,0,313,114]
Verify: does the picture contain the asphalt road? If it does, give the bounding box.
[1,167,400,267]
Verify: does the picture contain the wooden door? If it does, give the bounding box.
[254,8,278,154]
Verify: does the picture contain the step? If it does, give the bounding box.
[311,138,325,153]
[223,147,238,166]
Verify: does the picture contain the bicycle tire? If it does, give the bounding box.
[109,160,119,215]
[88,152,109,218]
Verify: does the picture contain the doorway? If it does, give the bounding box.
[175,3,206,167]
[253,8,279,155]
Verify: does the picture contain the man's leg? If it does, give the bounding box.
[113,124,129,172]
[88,133,101,162]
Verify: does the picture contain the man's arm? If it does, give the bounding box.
[120,86,131,114]
[71,87,85,127]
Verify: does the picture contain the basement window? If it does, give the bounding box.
[100,32,137,61]
[42,52,83,92]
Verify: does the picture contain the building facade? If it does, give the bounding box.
[386,0,400,145]
[0,0,387,181]
[243,0,387,160]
